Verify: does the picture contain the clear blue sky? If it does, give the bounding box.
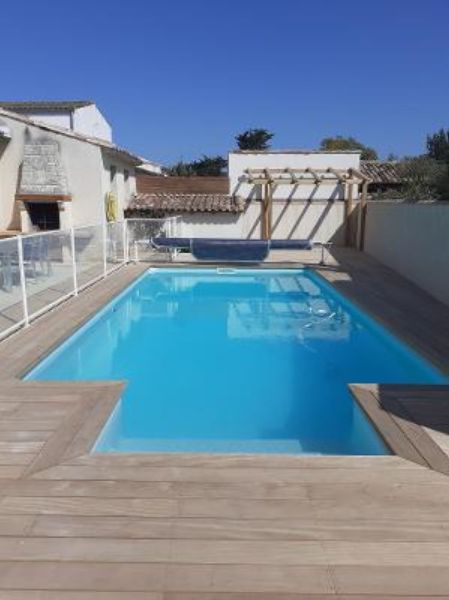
[2,0,449,165]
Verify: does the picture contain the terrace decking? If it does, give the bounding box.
[0,252,448,596]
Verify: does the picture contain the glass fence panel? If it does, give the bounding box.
[0,237,25,337]
[23,230,74,317]
[127,218,179,262]
[74,224,104,288]
[106,221,125,272]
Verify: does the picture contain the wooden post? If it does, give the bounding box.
[359,180,369,251]
[345,173,354,247]
[261,183,268,240]
[261,170,273,240]
[266,180,273,239]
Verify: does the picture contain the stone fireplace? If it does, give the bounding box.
[16,133,72,232]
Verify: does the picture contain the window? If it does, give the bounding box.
[124,169,130,197]
[110,165,117,183]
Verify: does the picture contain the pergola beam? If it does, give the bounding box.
[246,178,341,186]
[305,167,321,184]
[243,167,371,183]
[350,167,371,183]
[245,167,348,176]
[326,167,347,183]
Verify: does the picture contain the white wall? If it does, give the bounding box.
[9,105,112,142]
[101,153,136,220]
[179,213,242,238]
[18,111,72,131]
[73,105,112,141]
[178,201,346,244]
[364,201,449,306]
[228,151,360,201]
[0,118,26,230]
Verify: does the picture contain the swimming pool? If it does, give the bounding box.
[26,268,446,455]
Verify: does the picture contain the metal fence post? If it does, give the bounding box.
[70,227,78,296]
[123,220,128,263]
[103,221,108,277]
[17,236,30,327]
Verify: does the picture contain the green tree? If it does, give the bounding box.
[235,129,274,151]
[165,160,195,176]
[191,155,227,176]
[319,135,378,161]
[397,156,448,201]
[427,128,449,163]
[386,152,399,161]
[166,155,227,177]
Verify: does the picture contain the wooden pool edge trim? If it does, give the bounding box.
[23,381,125,477]
[350,383,449,476]
[27,381,449,479]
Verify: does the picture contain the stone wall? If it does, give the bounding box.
[19,137,68,196]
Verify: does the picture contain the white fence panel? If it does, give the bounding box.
[106,221,125,273]
[0,237,26,338]
[126,217,179,262]
[22,230,74,318]
[74,224,105,289]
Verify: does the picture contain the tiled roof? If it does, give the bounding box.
[0,100,93,111]
[129,193,246,214]
[0,108,142,165]
[360,161,402,184]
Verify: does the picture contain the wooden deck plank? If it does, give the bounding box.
[0,453,35,466]
[29,514,449,542]
[332,565,449,595]
[7,477,449,500]
[0,497,179,518]
[6,491,449,522]
[0,563,333,593]
[0,431,53,442]
[0,593,163,599]
[30,463,443,484]
[0,467,27,479]
[1,537,449,567]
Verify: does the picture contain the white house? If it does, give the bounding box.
[0,107,142,234]
[0,100,112,142]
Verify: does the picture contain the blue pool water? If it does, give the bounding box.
[26,268,446,455]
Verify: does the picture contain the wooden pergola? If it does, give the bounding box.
[241,167,372,247]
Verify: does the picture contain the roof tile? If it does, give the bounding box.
[128,193,245,214]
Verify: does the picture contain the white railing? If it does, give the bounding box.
[126,217,179,262]
[0,217,179,341]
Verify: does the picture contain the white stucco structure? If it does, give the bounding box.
[0,101,112,141]
[0,109,139,233]
[173,151,361,244]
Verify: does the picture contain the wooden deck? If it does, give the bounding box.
[0,251,448,597]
